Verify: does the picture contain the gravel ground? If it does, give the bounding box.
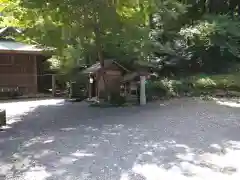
[0,98,240,180]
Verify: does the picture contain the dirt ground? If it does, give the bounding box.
[1,98,240,180]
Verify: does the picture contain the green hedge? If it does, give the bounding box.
[146,78,193,98]
[146,73,240,98]
[190,73,240,91]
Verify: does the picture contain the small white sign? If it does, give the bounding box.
[89,78,93,84]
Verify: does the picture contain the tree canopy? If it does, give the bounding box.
[1,0,240,74]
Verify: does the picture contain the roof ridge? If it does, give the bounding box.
[0,40,43,52]
[0,27,22,37]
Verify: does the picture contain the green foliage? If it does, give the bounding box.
[146,78,192,98]
[151,0,240,74]
[146,71,240,99]
[180,15,240,57]
[151,0,188,56]
[109,93,126,106]
[146,80,168,97]
[1,0,154,74]
[2,0,240,79]
[69,81,87,100]
[191,73,240,91]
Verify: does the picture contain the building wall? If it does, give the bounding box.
[0,53,37,94]
[36,55,52,93]
[96,69,122,97]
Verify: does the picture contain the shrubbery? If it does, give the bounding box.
[146,78,192,99]
[146,73,240,99]
[191,73,240,91]
[109,92,126,106]
[0,88,23,99]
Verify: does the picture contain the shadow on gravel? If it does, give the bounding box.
[1,98,240,180]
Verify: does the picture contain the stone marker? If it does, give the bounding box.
[140,76,146,105]
[0,109,6,126]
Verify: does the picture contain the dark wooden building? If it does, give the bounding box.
[0,27,50,95]
[82,60,129,99]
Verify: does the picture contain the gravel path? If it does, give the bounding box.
[0,98,240,180]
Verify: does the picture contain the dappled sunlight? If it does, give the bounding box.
[2,131,240,180]
[1,98,240,179]
[0,99,65,127]
[59,156,79,165]
[23,136,55,148]
[133,164,171,179]
[216,100,240,108]
[87,143,100,148]
[0,161,12,176]
[60,127,77,132]
[21,166,51,180]
[1,131,96,179]
[224,141,240,150]
[117,140,240,180]
[52,169,67,176]
[214,98,240,108]
[6,116,23,125]
[33,149,55,159]
[43,139,55,144]
[0,99,65,116]
[120,172,130,180]
[3,120,240,180]
[71,150,95,158]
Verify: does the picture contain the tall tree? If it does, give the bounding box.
[1,0,152,66]
[1,0,156,98]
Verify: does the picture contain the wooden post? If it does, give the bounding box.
[69,81,73,99]
[89,74,94,99]
[52,74,56,97]
[34,55,38,94]
[0,109,6,126]
[95,82,98,99]
[89,82,92,99]
[140,76,146,105]
[124,84,127,97]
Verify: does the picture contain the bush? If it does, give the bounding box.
[109,92,126,106]
[165,79,192,96]
[146,72,240,99]
[190,73,240,91]
[211,74,240,91]
[68,82,87,100]
[146,78,193,99]
[146,80,168,98]
[193,77,216,90]
[0,88,22,99]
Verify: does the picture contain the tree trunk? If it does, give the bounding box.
[149,13,154,29]
[94,26,104,67]
[0,109,6,126]
[94,15,109,101]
